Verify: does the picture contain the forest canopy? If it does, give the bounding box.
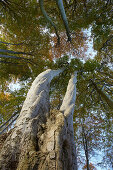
[0,0,113,169]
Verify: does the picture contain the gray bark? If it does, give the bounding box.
[56,0,71,41]
[59,71,78,169]
[0,69,78,170]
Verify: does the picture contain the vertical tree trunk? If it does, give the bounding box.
[59,71,78,170]
[82,126,90,170]
[0,69,78,170]
[85,139,90,170]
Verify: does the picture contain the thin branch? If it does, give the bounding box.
[0,49,32,55]
[105,86,113,94]
[0,112,19,129]
[0,54,32,63]
[105,0,112,7]
[0,115,19,135]
[56,0,71,41]
[99,94,108,110]
[39,0,60,44]
[0,60,24,65]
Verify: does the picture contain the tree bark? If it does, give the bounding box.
[0,69,78,170]
[39,0,60,44]
[82,126,90,170]
[56,0,71,41]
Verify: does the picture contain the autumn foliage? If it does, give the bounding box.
[49,31,88,60]
[83,163,97,170]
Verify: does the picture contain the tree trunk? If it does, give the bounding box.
[0,69,78,170]
[85,139,90,170]
[82,126,90,170]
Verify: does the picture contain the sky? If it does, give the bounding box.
[9,81,21,91]
[84,27,97,59]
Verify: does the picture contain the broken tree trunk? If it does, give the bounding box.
[0,69,78,170]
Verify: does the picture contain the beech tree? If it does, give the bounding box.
[0,69,78,169]
[0,0,113,169]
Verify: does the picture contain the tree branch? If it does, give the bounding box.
[56,0,71,41]
[19,68,64,118]
[60,71,77,116]
[0,54,32,63]
[100,35,113,51]
[0,115,19,135]
[0,60,24,65]
[0,112,19,130]
[39,0,60,44]
[0,49,32,55]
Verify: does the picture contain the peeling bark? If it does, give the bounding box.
[0,69,78,170]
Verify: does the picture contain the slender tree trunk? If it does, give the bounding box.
[85,139,90,170]
[0,69,78,170]
[82,126,90,170]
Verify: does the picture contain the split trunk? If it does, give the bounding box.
[0,69,78,170]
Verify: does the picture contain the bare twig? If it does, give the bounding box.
[39,0,60,44]
[0,115,19,135]
[0,112,19,129]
